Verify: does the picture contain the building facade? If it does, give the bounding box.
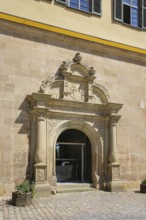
[0,0,146,195]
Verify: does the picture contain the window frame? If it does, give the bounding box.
[142,0,146,28]
[114,0,146,29]
[114,0,122,22]
[92,0,102,15]
[123,0,140,27]
[56,0,102,16]
[69,0,90,13]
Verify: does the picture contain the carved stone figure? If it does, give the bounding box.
[73,53,82,63]
[58,61,68,76]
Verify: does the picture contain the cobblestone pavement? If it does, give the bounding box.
[0,191,146,220]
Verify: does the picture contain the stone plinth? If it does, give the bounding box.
[107,163,124,192]
[35,183,51,197]
[34,163,47,183]
[34,163,51,196]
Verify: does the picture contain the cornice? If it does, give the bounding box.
[27,93,123,117]
[0,12,146,55]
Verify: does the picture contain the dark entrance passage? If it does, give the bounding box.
[56,129,92,183]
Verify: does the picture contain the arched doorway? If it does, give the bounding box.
[56,129,92,183]
[28,53,123,193]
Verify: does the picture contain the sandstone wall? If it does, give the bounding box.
[0,20,146,194]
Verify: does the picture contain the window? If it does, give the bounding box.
[56,0,101,15]
[114,0,146,29]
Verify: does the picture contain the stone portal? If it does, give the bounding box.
[27,53,124,194]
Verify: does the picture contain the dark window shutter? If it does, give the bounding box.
[93,0,101,15]
[143,0,146,28]
[56,0,67,4]
[114,0,122,21]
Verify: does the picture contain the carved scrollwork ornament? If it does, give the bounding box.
[37,112,46,120]
[47,119,62,133]
[47,75,56,83]
[40,75,56,93]
[110,118,118,126]
[93,82,110,100]
[40,79,49,93]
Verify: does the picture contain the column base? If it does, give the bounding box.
[107,163,124,192]
[35,183,51,197]
[106,180,124,192]
[48,175,57,189]
[93,172,100,190]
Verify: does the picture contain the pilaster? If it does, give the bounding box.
[35,112,46,164]
[34,111,51,196]
[107,115,124,192]
[109,116,119,163]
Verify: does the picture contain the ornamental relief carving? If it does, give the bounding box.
[47,119,62,133]
[36,169,46,183]
[112,167,120,180]
[93,82,110,100]
[37,112,46,121]
[50,87,60,99]
[40,74,56,93]
[88,94,103,104]
[64,81,86,102]
[39,53,109,105]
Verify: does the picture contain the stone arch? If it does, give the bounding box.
[48,120,103,187]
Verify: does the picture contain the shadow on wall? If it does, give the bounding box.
[15,97,35,182]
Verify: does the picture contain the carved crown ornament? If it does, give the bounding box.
[27,53,123,117]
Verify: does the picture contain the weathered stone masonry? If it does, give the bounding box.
[0,20,146,195]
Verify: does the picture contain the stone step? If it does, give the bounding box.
[57,182,96,193]
[57,187,96,194]
[57,182,94,189]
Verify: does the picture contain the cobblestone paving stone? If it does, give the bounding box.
[0,191,146,220]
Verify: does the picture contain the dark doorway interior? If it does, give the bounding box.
[56,129,92,183]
